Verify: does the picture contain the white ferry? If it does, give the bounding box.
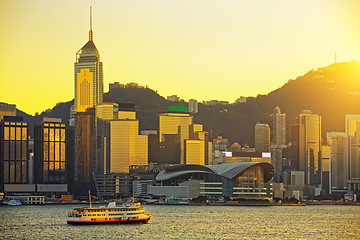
[67,200,152,225]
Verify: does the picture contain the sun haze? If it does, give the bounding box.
[0,0,359,115]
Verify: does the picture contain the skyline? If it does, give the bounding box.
[1,1,360,115]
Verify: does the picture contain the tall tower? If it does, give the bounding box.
[345,115,360,181]
[75,7,103,112]
[74,8,103,193]
[272,106,286,146]
[298,110,321,186]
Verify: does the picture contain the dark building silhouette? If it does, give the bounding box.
[0,116,29,192]
[34,118,74,192]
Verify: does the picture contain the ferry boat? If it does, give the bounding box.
[67,200,152,225]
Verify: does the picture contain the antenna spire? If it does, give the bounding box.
[89,6,93,41]
[335,51,337,63]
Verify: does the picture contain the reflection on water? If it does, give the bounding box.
[0,204,359,239]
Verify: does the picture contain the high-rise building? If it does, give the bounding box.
[34,118,66,184]
[327,132,347,191]
[158,107,193,164]
[255,123,270,153]
[188,99,198,113]
[0,116,28,192]
[345,115,360,181]
[298,110,321,186]
[110,107,148,173]
[34,117,75,193]
[321,145,330,194]
[74,8,103,113]
[74,8,103,194]
[0,104,16,121]
[272,106,286,146]
[75,108,94,184]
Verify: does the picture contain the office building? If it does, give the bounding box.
[0,104,16,121]
[74,8,103,113]
[298,110,321,186]
[74,9,103,195]
[110,108,148,173]
[255,123,270,153]
[34,118,66,184]
[321,145,330,193]
[34,118,74,194]
[158,107,193,164]
[0,116,29,192]
[327,132,347,191]
[345,115,360,181]
[271,106,286,146]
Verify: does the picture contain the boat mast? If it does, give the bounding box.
[89,190,92,208]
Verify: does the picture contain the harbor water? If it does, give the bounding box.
[0,204,359,239]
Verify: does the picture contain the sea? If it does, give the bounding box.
[0,204,359,239]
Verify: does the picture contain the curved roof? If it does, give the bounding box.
[156,162,274,182]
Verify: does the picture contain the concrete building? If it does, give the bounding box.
[298,110,321,186]
[188,99,198,113]
[212,136,230,151]
[255,123,270,153]
[271,106,286,146]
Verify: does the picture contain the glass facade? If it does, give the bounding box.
[110,120,148,173]
[346,115,360,181]
[298,112,321,185]
[184,140,205,165]
[39,123,66,183]
[159,164,272,200]
[76,108,95,183]
[1,120,28,186]
[158,113,193,164]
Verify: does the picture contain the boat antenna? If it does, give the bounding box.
[89,190,92,208]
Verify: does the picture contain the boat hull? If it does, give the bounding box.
[67,216,151,225]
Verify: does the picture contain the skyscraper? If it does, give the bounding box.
[327,132,347,191]
[74,8,103,113]
[345,115,360,181]
[272,106,286,146]
[74,8,103,193]
[0,116,28,192]
[298,110,321,186]
[109,106,148,173]
[158,107,193,164]
[34,118,66,184]
[255,123,270,153]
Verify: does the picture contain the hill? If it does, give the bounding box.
[11,61,360,146]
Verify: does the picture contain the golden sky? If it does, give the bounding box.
[1,0,360,115]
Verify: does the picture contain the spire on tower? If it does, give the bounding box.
[335,51,337,63]
[89,6,93,41]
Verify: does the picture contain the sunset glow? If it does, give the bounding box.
[1,0,360,114]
